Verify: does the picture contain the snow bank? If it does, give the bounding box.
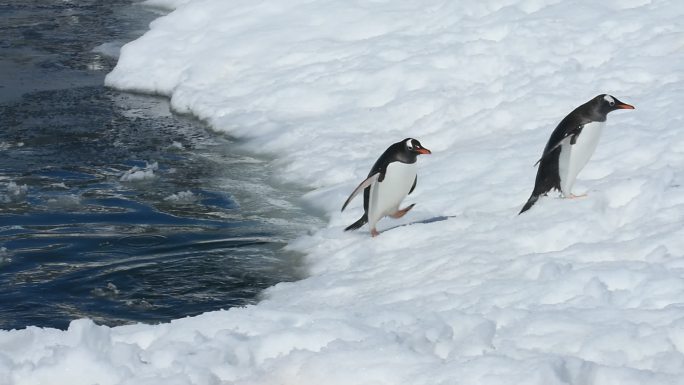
[3,0,684,384]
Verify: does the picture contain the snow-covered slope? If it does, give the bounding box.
[3,0,684,384]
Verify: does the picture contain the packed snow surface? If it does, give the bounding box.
[3,0,684,384]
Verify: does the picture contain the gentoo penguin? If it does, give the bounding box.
[341,138,431,237]
[519,94,634,214]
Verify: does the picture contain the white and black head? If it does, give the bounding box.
[403,138,431,155]
[593,94,635,116]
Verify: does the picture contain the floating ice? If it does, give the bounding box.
[0,247,10,265]
[119,161,158,182]
[163,190,198,203]
[46,194,81,210]
[0,181,28,203]
[92,42,124,58]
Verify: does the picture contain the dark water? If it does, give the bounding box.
[0,1,318,329]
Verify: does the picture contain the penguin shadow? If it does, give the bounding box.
[381,215,455,234]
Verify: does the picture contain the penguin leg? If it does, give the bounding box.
[568,193,587,199]
[390,203,415,219]
[371,228,380,237]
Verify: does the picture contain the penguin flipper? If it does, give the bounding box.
[408,176,417,195]
[341,173,380,212]
[534,141,564,167]
[344,213,368,232]
[534,125,584,166]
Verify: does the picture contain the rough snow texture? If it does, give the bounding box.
[4,0,684,384]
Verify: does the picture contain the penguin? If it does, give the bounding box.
[519,94,635,214]
[341,138,431,237]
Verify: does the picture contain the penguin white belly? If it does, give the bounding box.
[368,161,417,229]
[558,121,605,196]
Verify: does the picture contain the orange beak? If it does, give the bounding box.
[617,103,635,110]
[417,148,432,155]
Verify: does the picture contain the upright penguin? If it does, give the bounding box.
[341,138,431,237]
[519,94,634,214]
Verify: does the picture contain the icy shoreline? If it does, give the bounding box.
[4,0,684,384]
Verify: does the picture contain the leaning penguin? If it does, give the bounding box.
[341,138,431,237]
[519,94,635,214]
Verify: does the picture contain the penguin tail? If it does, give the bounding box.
[519,194,539,215]
[344,214,368,231]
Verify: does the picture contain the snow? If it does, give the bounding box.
[3,0,684,384]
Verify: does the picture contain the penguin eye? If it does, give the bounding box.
[609,101,615,107]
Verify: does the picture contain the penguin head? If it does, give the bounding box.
[403,138,431,155]
[595,94,635,115]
